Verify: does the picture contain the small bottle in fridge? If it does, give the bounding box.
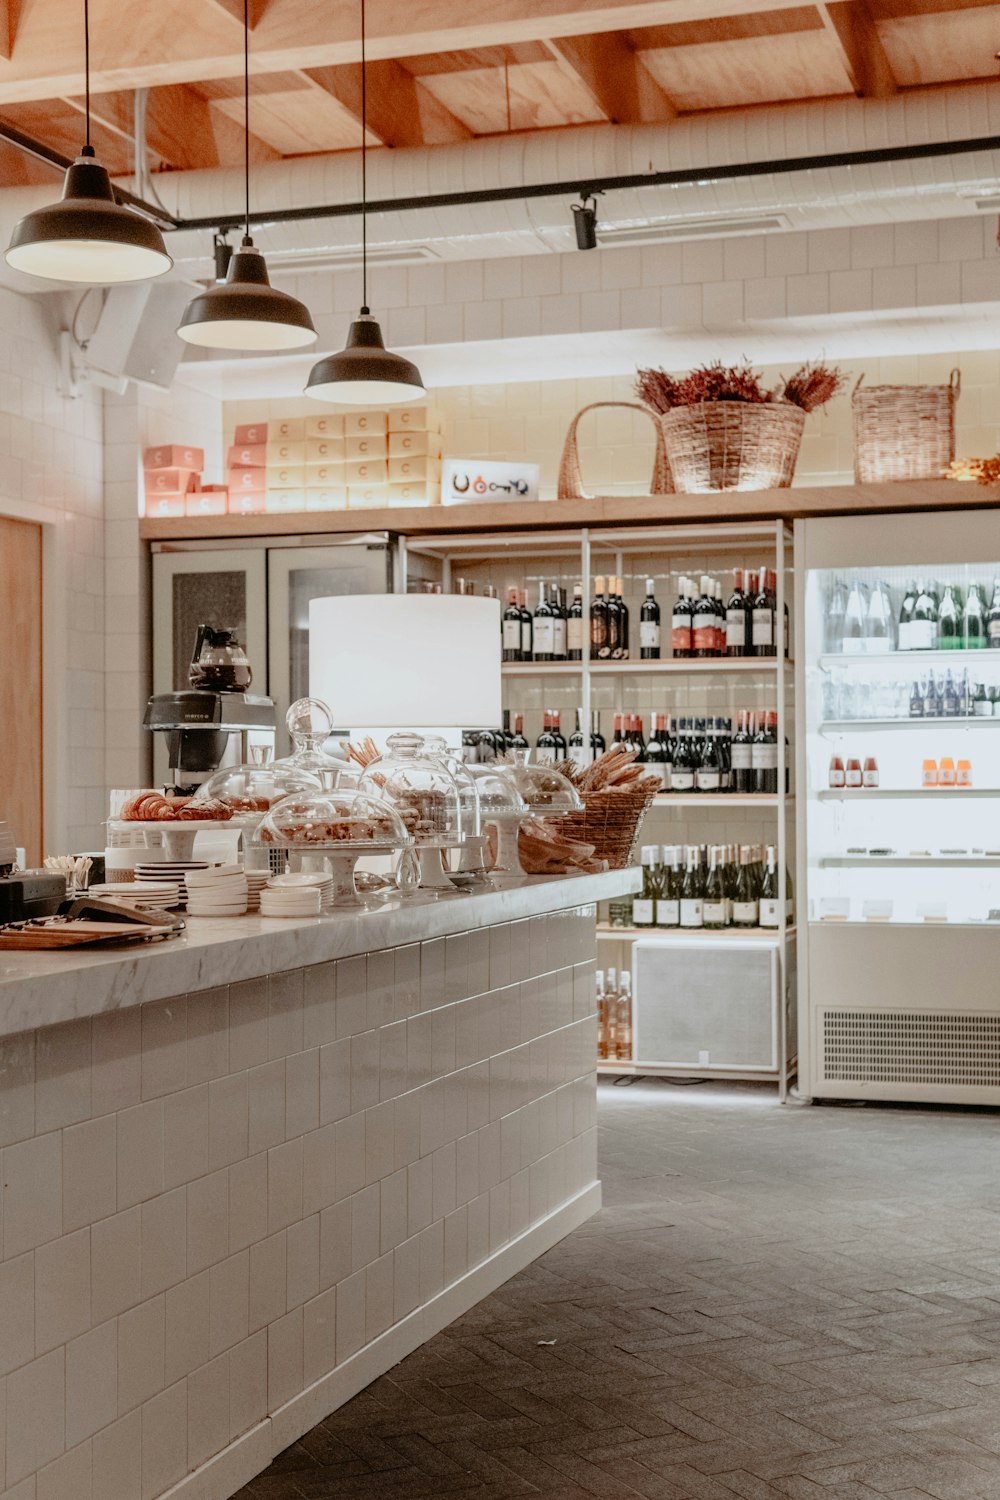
[595,970,608,1061]
[845,757,862,788]
[615,972,633,1062]
[922,758,938,788]
[938,756,956,788]
[828,753,846,789]
[957,758,973,788]
[862,756,879,788]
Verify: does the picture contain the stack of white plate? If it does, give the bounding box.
[184,865,248,917]
[244,871,271,912]
[89,881,178,911]
[260,875,324,918]
[271,871,335,910]
[135,861,209,908]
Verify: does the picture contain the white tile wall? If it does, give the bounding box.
[0,909,598,1500]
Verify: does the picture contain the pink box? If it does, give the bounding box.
[146,467,198,494]
[227,490,266,515]
[185,491,228,517]
[234,422,268,446]
[144,494,186,518]
[228,442,267,469]
[227,467,266,495]
[143,444,204,471]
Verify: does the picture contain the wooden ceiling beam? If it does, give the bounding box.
[304,59,473,146]
[820,0,897,98]
[0,1,21,62]
[206,0,273,28]
[546,32,676,123]
[61,84,280,170]
[0,0,888,105]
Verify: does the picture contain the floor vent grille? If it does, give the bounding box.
[823,1011,1000,1087]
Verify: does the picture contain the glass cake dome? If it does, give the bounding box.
[258,786,411,849]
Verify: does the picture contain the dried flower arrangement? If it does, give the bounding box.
[945,456,1000,486]
[636,359,844,416]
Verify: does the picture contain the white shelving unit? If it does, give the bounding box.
[406,519,796,1097]
[796,507,1000,1107]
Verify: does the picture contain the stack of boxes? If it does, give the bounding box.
[225,407,442,514]
[142,444,229,519]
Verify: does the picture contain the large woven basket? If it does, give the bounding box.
[852,369,960,482]
[559,783,659,870]
[660,401,806,492]
[557,401,672,499]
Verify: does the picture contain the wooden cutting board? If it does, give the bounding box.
[0,921,173,950]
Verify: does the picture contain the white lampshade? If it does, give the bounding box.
[309,594,501,729]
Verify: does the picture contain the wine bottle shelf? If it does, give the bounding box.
[597,924,792,943]
[818,787,1000,800]
[500,658,788,676]
[820,718,1000,733]
[819,650,1000,670]
[819,854,1000,868]
[650,792,790,807]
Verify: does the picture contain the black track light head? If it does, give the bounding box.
[213,232,233,283]
[572,193,599,251]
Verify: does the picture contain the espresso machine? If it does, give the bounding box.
[143,625,276,794]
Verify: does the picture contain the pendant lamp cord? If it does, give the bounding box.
[83,0,91,151]
[243,0,250,240]
[360,0,369,314]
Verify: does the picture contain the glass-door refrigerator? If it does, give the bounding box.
[796,508,1000,1106]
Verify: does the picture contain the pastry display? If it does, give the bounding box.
[120,791,233,823]
[257,788,411,848]
[192,764,321,818]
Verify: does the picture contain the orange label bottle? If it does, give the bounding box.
[957,759,973,788]
[938,756,956,788]
[922,759,938,788]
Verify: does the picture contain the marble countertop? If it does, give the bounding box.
[0,869,639,1039]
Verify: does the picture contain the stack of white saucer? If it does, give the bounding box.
[90,881,178,911]
[184,865,248,917]
[260,872,329,918]
[244,870,271,912]
[136,860,208,909]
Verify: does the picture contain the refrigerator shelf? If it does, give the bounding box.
[817,787,1000,799]
[820,718,1000,733]
[819,854,1000,868]
[597,924,793,942]
[819,650,1000,670]
[651,792,790,807]
[501,659,789,675]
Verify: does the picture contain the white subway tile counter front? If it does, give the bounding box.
[0,869,637,1500]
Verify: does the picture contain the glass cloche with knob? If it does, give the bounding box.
[499,750,583,818]
[467,762,529,884]
[192,763,322,824]
[272,697,344,785]
[255,786,413,906]
[357,731,469,893]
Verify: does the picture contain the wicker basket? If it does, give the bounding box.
[660,401,806,492]
[559,783,659,870]
[557,401,672,499]
[852,369,960,482]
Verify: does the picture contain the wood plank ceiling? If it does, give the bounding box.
[0,0,995,185]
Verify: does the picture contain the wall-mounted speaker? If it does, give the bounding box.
[85,280,194,391]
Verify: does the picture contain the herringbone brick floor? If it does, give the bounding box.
[235,1081,1000,1500]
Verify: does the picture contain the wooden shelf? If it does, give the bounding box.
[500,657,787,676]
[140,479,979,544]
[597,924,793,942]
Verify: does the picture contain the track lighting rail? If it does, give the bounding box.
[2,121,998,241]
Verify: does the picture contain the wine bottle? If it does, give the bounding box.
[669,719,695,792]
[645,713,670,790]
[692,576,716,658]
[898,581,917,652]
[988,579,1000,650]
[759,846,780,928]
[639,579,661,659]
[590,576,608,660]
[551,710,567,759]
[696,719,722,793]
[910,580,937,651]
[679,846,704,928]
[826,577,847,654]
[532,581,555,661]
[732,846,759,928]
[726,569,748,657]
[550,584,567,661]
[568,710,587,770]
[730,709,754,794]
[512,714,529,751]
[535,712,556,764]
[842,578,867,655]
[672,577,693,659]
[502,588,522,662]
[517,589,532,660]
[964,583,986,650]
[595,969,608,1062]
[656,846,681,928]
[590,710,606,757]
[632,847,659,928]
[703,846,727,930]
[614,972,632,1062]
[609,712,624,754]
[751,709,778,794]
[605,578,622,660]
[752,567,776,658]
[567,583,584,661]
[937,584,961,650]
[865,580,894,652]
[612,577,629,660]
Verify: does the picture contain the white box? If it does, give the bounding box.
[270,417,305,441]
[389,455,438,483]
[264,491,305,513]
[346,458,388,485]
[345,412,388,436]
[305,436,346,465]
[387,407,431,432]
[266,465,306,490]
[266,439,306,466]
[389,430,441,458]
[387,482,434,507]
[346,434,388,460]
[305,414,345,439]
[305,488,348,511]
[306,462,347,487]
[347,485,389,508]
[441,458,539,505]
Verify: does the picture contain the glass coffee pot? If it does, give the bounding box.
[188,624,252,692]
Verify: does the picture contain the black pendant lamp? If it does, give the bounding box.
[178,0,316,351]
[305,0,425,405]
[5,0,172,283]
